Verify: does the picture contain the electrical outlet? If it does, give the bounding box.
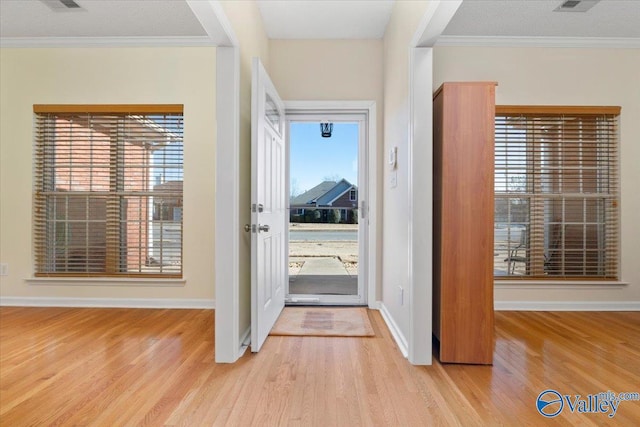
[398,286,404,306]
[0,263,8,276]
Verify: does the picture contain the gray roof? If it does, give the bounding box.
[316,179,353,205]
[291,179,356,207]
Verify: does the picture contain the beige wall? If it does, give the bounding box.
[382,0,430,337]
[269,39,383,102]
[434,45,640,303]
[0,47,216,301]
[268,38,384,300]
[220,0,270,335]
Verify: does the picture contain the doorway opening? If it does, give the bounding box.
[286,112,368,306]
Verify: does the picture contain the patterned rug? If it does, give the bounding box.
[269,307,375,337]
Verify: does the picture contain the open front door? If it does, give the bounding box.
[250,58,286,352]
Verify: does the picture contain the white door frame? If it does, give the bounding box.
[215,46,242,363]
[284,101,378,310]
[406,0,463,364]
[213,0,461,364]
[285,112,368,306]
[187,0,243,364]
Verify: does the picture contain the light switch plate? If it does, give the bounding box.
[389,171,397,188]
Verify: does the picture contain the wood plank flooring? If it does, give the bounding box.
[1,307,639,426]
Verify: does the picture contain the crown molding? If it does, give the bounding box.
[435,35,640,49]
[0,36,217,48]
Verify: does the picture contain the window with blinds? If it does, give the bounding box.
[494,106,619,280]
[33,105,184,277]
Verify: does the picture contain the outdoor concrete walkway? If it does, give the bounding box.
[289,257,357,295]
[298,257,349,275]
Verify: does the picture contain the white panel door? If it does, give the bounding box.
[250,58,286,352]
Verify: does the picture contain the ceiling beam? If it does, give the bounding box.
[186,0,237,47]
[411,0,463,48]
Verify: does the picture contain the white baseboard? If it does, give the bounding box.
[378,302,408,358]
[0,296,215,309]
[495,301,640,311]
[368,300,381,310]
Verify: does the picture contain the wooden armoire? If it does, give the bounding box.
[432,82,496,365]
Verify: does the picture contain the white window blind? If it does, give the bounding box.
[494,106,619,279]
[33,105,184,277]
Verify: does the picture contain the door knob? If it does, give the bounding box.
[258,224,270,232]
[244,224,251,232]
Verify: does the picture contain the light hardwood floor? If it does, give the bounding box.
[1,307,639,426]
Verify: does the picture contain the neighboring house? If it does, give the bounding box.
[290,179,358,223]
[47,116,150,273]
[151,180,183,266]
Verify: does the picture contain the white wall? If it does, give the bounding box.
[0,47,216,303]
[220,0,270,336]
[381,1,430,342]
[434,45,640,305]
[268,38,384,300]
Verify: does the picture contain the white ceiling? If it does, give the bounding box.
[0,0,207,38]
[443,0,640,38]
[0,0,638,46]
[256,0,395,39]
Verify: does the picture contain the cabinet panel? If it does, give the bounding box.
[433,82,496,364]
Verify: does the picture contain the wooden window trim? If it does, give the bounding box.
[33,273,183,279]
[34,104,184,114]
[496,105,621,116]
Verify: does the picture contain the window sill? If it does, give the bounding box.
[495,280,629,290]
[26,277,186,287]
